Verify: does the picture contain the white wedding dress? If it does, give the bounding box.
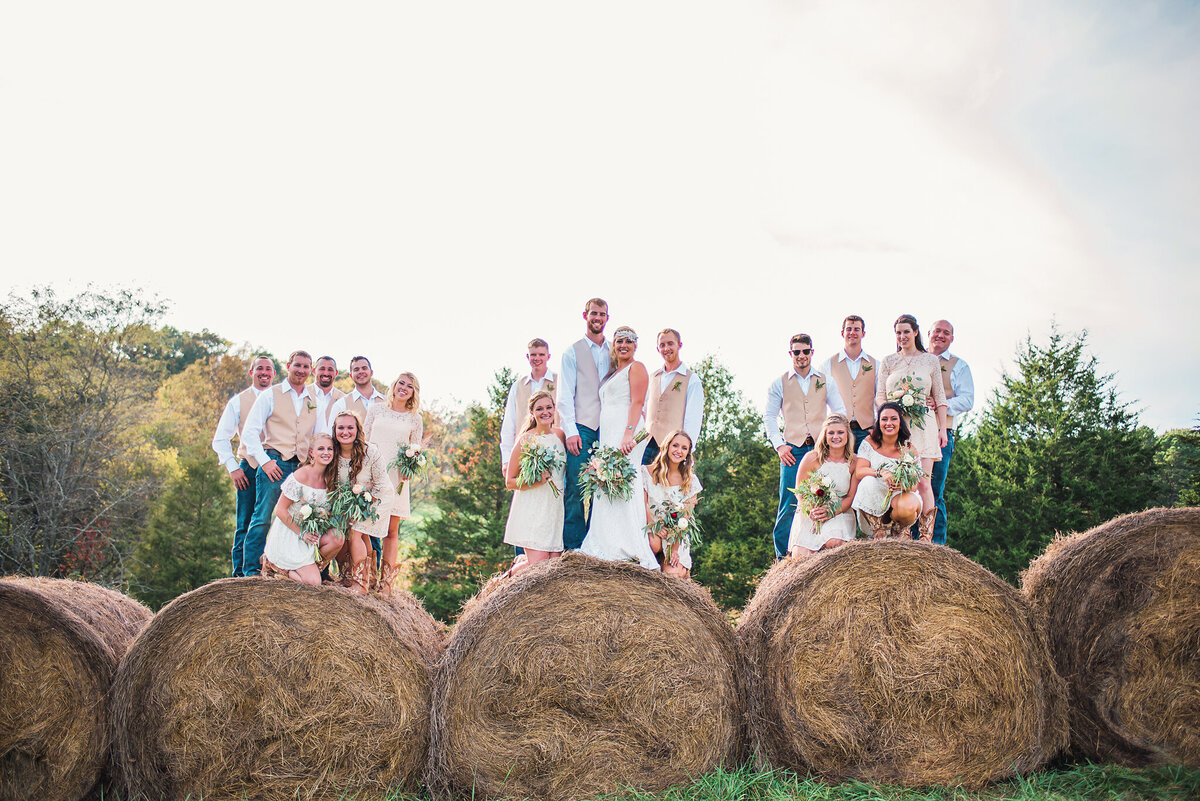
[580,364,659,569]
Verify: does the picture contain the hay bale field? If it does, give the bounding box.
[1022,507,1200,767]
[428,552,745,801]
[739,540,1067,788]
[0,578,150,801]
[111,578,445,801]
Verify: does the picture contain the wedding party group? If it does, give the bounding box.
[210,296,972,593]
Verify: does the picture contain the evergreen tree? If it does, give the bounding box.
[411,368,516,621]
[946,326,1160,582]
[1154,426,1200,507]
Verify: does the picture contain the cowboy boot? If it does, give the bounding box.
[377,558,400,598]
[859,511,890,540]
[346,557,371,595]
[917,509,936,542]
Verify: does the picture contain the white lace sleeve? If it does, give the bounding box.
[280,474,304,502]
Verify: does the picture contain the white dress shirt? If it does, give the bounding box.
[820,349,875,382]
[210,385,268,473]
[558,337,609,439]
[241,382,320,466]
[499,371,557,468]
[763,368,847,450]
[648,363,706,444]
[940,352,975,421]
[325,387,387,433]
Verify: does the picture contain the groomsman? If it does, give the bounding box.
[642,328,704,465]
[925,319,974,546]
[326,355,386,428]
[560,298,610,550]
[500,338,558,474]
[210,355,276,577]
[312,355,345,429]
[240,350,320,576]
[764,334,846,559]
[820,315,877,448]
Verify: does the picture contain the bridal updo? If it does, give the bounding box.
[608,326,638,373]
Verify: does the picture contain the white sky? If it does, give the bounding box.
[2,1,1197,430]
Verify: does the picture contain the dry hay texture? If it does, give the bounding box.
[739,540,1067,788]
[111,578,445,801]
[1021,507,1200,767]
[0,577,152,801]
[428,552,745,801]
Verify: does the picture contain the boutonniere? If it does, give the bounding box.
[671,380,683,392]
[862,362,873,372]
[543,381,556,393]
[304,397,318,411]
[814,377,825,390]
[941,364,948,373]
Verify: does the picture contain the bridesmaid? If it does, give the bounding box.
[642,430,702,579]
[852,402,924,538]
[874,314,947,541]
[363,372,424,597]
[331,410,396,594]
[787,414,866,558]
[261,433,345,584]
[502,390,566,574]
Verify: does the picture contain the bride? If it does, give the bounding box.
[580,326,659,569]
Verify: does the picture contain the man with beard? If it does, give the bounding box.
[312,355,345,429]
[559,298,610,550]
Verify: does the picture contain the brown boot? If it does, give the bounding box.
[260,555,289,580]
[377,559,400,598]
[860,511,890,539]
[917,509,936,542]
[345,558,371,595]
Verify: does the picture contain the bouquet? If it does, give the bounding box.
[881,451,926,506]
[644,497,703,558]
[389,441,431,482]
[517,438,566,497]
[886,376,930,430]
[789,470,843,534]
[327,481,381,531]
[578,442,638,504]
[290,498,334,560]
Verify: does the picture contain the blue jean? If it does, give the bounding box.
[851,426,870,451]
[230,458,257,577]
[562,424,599,551]
[929,429,954,545]
[641,438,661,467]
[243,450,300,577]
[772,442,813,559]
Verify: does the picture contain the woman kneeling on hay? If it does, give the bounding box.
[852,402,923,538]
[261,433,346,584]
[502,390,566,576]
[332,410,396,594]
[643,429,702,578]
[788,414,866,558]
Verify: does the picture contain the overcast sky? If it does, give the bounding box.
[2,1,1197,431]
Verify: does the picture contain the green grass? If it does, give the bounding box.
[103,763,1200,800]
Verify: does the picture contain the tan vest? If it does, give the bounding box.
[262,383,319,462]
[343,391,377,424]
[646,369,690,445]
[514,373,559,429]
[940,355,960,429]
[572,339,606,430]
[830,355,876,430]
[235,387,260,469]
[318,387,345,427]
[781,371,828,446]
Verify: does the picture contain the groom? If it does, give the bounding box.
[559,298,610,550]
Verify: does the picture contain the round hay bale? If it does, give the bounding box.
[740,540,1067,787]
[0,580,131,801]
[1021,507,1200,767]
[1,575,152,656]
[111,578,444,801]
[428,552,745,801]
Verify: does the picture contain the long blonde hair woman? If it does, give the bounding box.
[787,414,867,558]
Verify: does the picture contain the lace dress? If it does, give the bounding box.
[262,475,326,571]
[875,351,947,460]
[503,432,566,552]
[580,364,658,569]
[364,404,422,519]
[852,439,921,516]
[642,467,702,569]
[787,460,855,552]
[335,443,396,539]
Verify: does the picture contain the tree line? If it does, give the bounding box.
[1,287,1195,616]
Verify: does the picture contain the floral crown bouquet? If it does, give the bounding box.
[327,481,381,531]
[388,437,433,483]
[290,498,334,560]
[886,376,929,430]
[517,438,566,497]
[790,470,843,535]
[644,496,703,551]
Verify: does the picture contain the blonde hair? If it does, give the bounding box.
[608,326,637,374]
[647,430,695,491]
[814,413,855,465]
[387,372,421,412]
[304,433,334,466]
[520,390,556,435]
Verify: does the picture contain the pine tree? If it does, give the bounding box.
[946,326,1160,582]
